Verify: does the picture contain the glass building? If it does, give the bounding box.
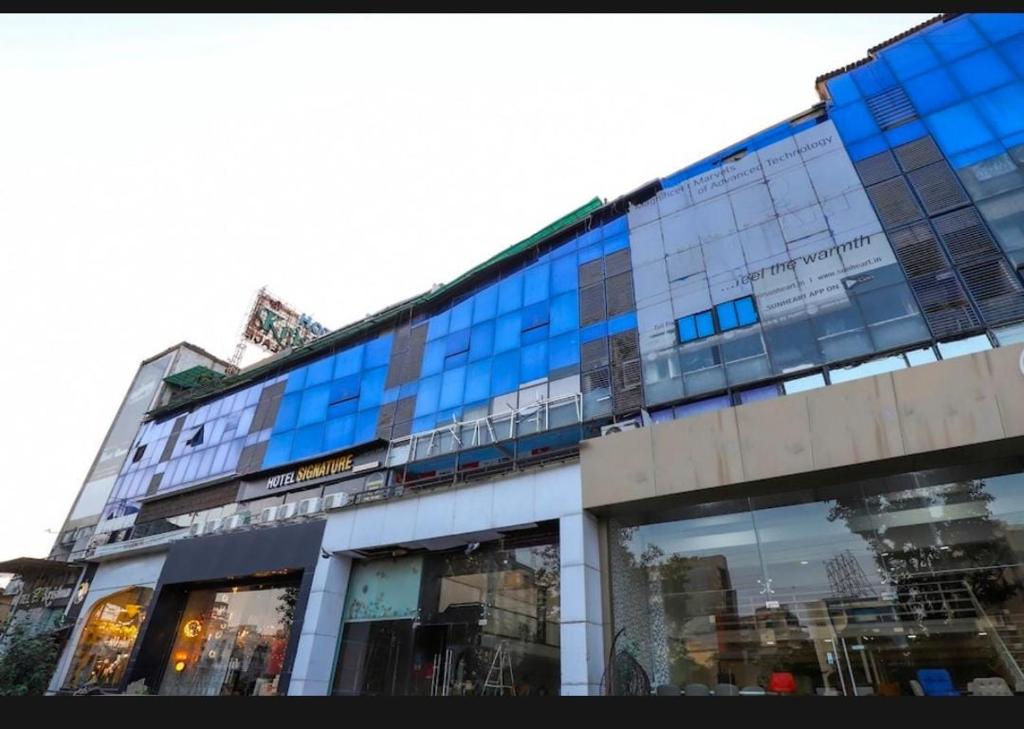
[34,13,1024,697]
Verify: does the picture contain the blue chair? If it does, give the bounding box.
[916,669,959,696]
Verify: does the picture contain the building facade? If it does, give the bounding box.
[33,13,1024,696]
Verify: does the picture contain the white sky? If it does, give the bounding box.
[0,13,936,565]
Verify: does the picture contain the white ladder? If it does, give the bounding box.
[482,641,516,696]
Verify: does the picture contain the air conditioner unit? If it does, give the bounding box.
[322,492,351,511]
[205,517,224,533]
[297,497,322,517]
[600,418,643,437]
[225,513,251,530]
[259,506,279,524]
[277,503,298,521]
[189,521,206,537]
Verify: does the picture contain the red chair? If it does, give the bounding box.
[768,672,797,695]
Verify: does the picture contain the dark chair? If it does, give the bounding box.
[767,672,797,695]
[714,683,740,696]
[684,683,711,696]
[656,684,681,696]
[916,669,959,696]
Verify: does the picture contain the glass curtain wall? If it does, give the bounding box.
[609,460,1024,695]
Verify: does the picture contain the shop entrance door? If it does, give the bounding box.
[412,623,483,696]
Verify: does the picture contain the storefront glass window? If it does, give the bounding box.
[608,461,1024,695]
[157,580,299,696]
[64,587,152,691]
[333,527,560,696]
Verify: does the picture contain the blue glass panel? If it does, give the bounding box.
[603,216,629,238]
[851,60,897,96]
[650,407,675,424]
[550,237,578,258]
[363,335,392,370]
[603,233,629,255]
[291,423,325,460]
[439,366,466,410]
[695,311,715,338]
[263,432,294,467]
[577,228,602,248]
[411,415,435,434]
[414,374,442,417]
[330,374,360,403]
[472,284,498,324]
[882,38,940,81]
[399,381,419,399]
[449,298,473,332]
[521,301,550,331]
[357,367,388,410]
[427,309,450,341]
[903,67,963,115]
[296,383,330,427]
[445,351,468,369]
[735,296,759,326]
[469,321,494,361]
[327,399,358,419]
[284,366,307,394]
[550,291,580,335]
[333,345,364,379]
[677,316,698,343]
[273,392,301,432]
[949,142,1005,169]
[580,321,608,343]
[381,387,399,405]
[494,311,522,353]
[927,16,986,61]
[551,253,579,294]
[497,274,523,314]
[737,384,780,405]
[826,74,861,105]
[354,409,378,444]
[464,359,491,403]
[520,341,548,383]
[324,414,355,450]
[607,312,638,335]
[548,331,580,371]
[950,49,1014,95]
[846,135,888,161]
[421,339,446,376]
[716,301,739,331]
[927,101,996,155]
[972,12,1024,43]
[885,119,927,147]
[523,262,550,305]
[307,356,334,387]
[675,394,731,419]
[491,350,520,395]
[974,82,1024,138]
[1001,35,1024,78]
[578,243,603,264]
[522,324,548,344]
[435,407,461,426]
[829,101,881,143]
[446,327,471,356]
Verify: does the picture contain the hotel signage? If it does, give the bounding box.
[266,453,355,490]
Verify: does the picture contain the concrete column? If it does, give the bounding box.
[286,553,351,696]
[559,512,605,696]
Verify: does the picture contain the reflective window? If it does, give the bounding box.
[783,372,826,394]
[609,462,1024,696]
[158,580,299,696]
[828,355,907,385]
